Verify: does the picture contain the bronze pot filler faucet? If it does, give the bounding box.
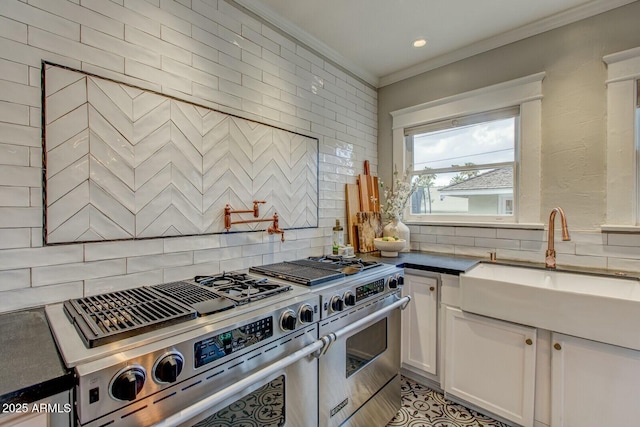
[545,207,570,269]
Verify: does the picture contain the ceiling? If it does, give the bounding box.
[233,0,636,87]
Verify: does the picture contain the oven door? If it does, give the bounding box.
[178,354,316,427]
[318,291,408,427]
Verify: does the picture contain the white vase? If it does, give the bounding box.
[383,217,410,252]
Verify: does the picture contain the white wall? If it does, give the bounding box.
[379,2,640,272]
[0,0,377,313]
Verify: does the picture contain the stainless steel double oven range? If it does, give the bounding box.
[45,256,407,427]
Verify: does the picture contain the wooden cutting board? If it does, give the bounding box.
[359,160,380,212]
[356,211,382,252]
[345,183,360,252]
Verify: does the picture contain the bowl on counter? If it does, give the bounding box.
[373,237,406,257]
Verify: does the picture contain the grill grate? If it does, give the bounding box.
[63,286,197,348]
[152,281,221,305]
[250,262,345,286]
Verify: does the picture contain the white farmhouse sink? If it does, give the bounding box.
[460,263,640,350]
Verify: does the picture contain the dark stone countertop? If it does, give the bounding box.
[0,308,73,405]
[359,250,481,275]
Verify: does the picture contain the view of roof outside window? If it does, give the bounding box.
[409,115,517,216]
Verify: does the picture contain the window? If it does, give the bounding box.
[406,107,518,218]
[603,47,640,230]
[390,73,544,225]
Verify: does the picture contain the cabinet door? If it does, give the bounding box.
[551,333,640,427]
[444,306,536,427]
[401,274,438,377]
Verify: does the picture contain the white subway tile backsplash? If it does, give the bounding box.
[0,80,40,109]
[163,261,220,282]
[218,0,261,33]
[0,166,42,187]
[85,270,164,296]
[242,74,279,99]
[127,0,191,36]
[0,15,26,43]
[85,239,164,261]
[607,257,640,273]
[162,56,218,89]
[82,0,161,37]
[0,268,29,291]
[220,254,262,271]
[436,235,475,246]
[126,58,191,93]
[0,144,29,167]
[0,101,29,126]
[30,27,125,73]
[161,0,218,35]
[127,251,193,273]
[0,245,83,270]
[125,26,190,64]
[0,186,29,206]
[0,281,83,313]
[30,0,125,39]
[607,233,640,247]
[32,259,126,286]
[474,237,521,250]
[0,207,40,228]
[193,246,242,264]
[496,228,545,241]
[0,228,30,249]
[82,27,161,68]
[0,58,28,85]
[193,54,241,85]
[1,0,79,40]
[219,78,262,104]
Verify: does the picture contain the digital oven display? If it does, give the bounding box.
[355,278,385,302]
[194,316,273,368]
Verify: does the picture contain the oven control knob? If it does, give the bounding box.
[280,310,297,331]
[110,366,146,402]
[154,352,184,384]
[298,304,314,323]
[330,295,344,312]
[398,275,405,286]
[388,276,399,289]
[343,291,356,307]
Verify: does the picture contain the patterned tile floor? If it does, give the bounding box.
[387,376,510,427]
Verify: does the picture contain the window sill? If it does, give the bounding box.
[403,221,544,230]
[601,224,640,233]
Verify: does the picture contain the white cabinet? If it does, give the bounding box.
[444,306,537,427]
[551,332,640,427]
[401,273,438,379]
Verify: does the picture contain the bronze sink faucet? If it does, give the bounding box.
[545,207,570,269]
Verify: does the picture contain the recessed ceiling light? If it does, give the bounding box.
[412,38,427,48]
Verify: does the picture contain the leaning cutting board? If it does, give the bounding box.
[345,184,360,252]
[358,160,380,212]
[356,211,382,252]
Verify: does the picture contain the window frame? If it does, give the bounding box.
[405,108,519,221]
[603,47,640,230]
[390,72,545,226]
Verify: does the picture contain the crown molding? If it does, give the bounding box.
[230,0,379,87]
[379,0,638,87]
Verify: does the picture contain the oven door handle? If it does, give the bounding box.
[149,337,328,427]
[317,294,412,358]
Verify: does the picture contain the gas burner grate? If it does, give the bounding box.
[63,287,196,348]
